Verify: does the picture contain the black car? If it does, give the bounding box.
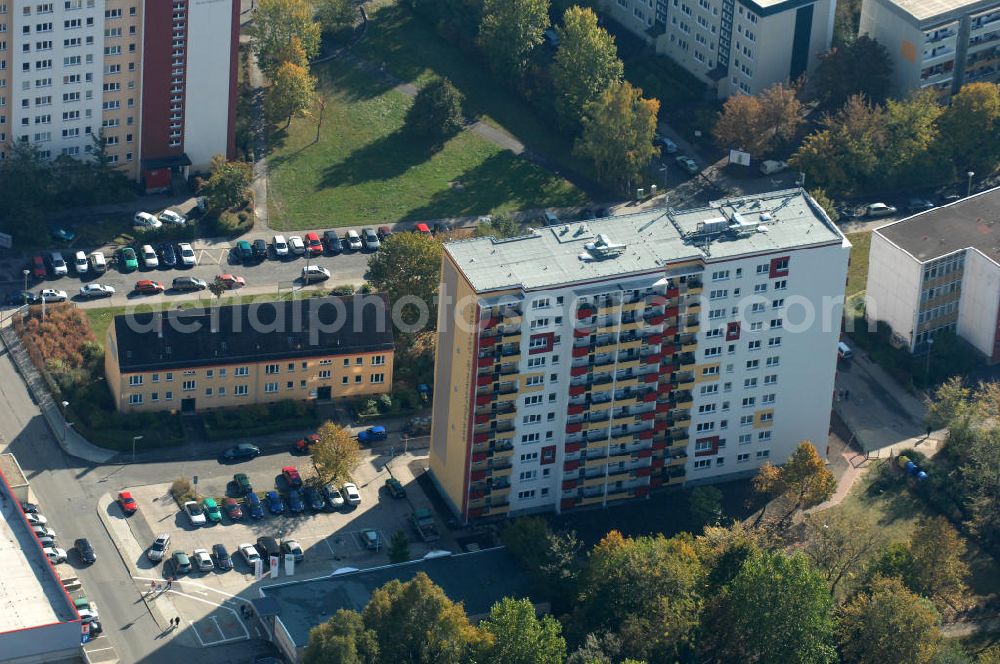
[172,276,208,292]
[212,543,233,571]
[256,536,280,567]
[323,230,342,255]
[286,489,305,514]
[252,239,268,262]
[8,291,40,306]
[221,443,260,461]
[74,538,97,564]
[304,486,325,511]
[20,501,39,514]
[87,620,103,635]
[158,243,178,268]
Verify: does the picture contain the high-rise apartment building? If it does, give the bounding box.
[0,0,238,186]
[860,0,1000,97]
[429,189,850,522]
[596,0,834,97]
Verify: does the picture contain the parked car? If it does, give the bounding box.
[908,198,935,213]
[288,235,306,255]
[252,239,268,262]
[73,251,88,275]
[273,235,289,257]
[292,433,320,455]
[323,483,346,510]
[147,533,170,562]
[940,193,963,205]
[238,542,261,567]
[48,251,68,277]
[212,543,233,571]
[654,134,678,154]
[134,279,165,295]
[675,155,699,175]
[244,492,264,519]
[192,548,214,572]
[88,251,107,273]
[202,497,223,524]
[377,225,393,241]
[44,547,68,564]
[384,477,406,498]
[234,473,253,495]
[20,501,38,514]
[256,536,280,567]
[341,483,361,506]
[26,513,48,526]
[140,244,159,269]
[344,230,362,251]
[159,209,186,225]
[33,525,55,539]
[282,466,303,488]
[78,284,115,299]
[304,232,323,256]
[234,240,254,263]
[222,443,260,461]
[172,276,207,292]
[415,223,432,236]
[280,539,304,563]
[222,497,243,520]
[133,212,162,229]
[29,255,47,279]
[74,538,96,564]
[117,491,138,515]
[361,228,381,251]
[9,291,40,306]
[301,265,331,283]
[39,289,68,303]
[170,550,192,575]
[323,230,342,254]
[158,243,178,268]
[176,242,196,267]
[359,528,380,550]
[304,486,325,511]
[865,202,897,218]
[759,159,789,175]
[215,274,246,289]
[286,489,305,514]
[117,247,139,272]
[184,500,206,527]
[264,491,284,515]
[358,426,387,444]
[49,225,77,242]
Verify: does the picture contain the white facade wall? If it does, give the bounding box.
[866,231,923,349]
[957,249,1000,357]
[182,0,231,171]
[11,0,106,159]
[859,1,954,96]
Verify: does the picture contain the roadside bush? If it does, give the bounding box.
[378,393,393,412]
[170,478,199,505]
[215,205,255,236]
[133,220,198,243]
[329,284,356,296]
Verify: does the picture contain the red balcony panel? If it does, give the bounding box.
[651,439,666,450]
[478,354,496,367]
[468,507,484,519]
[650,477,664,488]
[481,317,498,331]
[640,411,655,420]
[474,432,489,443]
[655,402,671,413]
[480,335,499,347]
[651,458,665,469]
[569,385,586,396]
[472,451,488,463]
[643,373,659,384]
[477,374,494,387]
[643,391,658,403]
[645,334,663,345]
[661,344,677,355]
[634,466,652,477]
[667,287,680,298]
[475,413,490,424]
[646,314,666,325]
[639,430,654,440]
[576,306,596,320]
[658,382,672,394]
[664,307,679,318]
[564,459,581,472]
[637,448,653,457]
[561,498,578,510]
[469,489,484,499]
[562,479,578,490]
[643,353,663,365]
[571,366,589,377]
[663,326,678,337]
[471,469,487,482]
[634,485,650,497]
[564,442,581,453]
[566,422,582,434]
[568,404,584,415]
[572,345,591,358]
[574,327,593,338]
[477,394,494,406]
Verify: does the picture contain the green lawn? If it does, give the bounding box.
[846,231,871,297]
[266,6,587,230]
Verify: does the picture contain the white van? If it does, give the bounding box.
[88,251,107,273]
[837,341,853,360]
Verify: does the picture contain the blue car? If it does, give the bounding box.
[358,426,387,444]
[286,489,305,514]
[244,492,264,519]
[264,491,284,515]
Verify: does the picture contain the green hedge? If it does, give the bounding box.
[202,400,321,441]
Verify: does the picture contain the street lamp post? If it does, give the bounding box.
[132,435,143,463]
[60,401,70,442]
[22,269,30,305]
[967,171,975,198]
[925,337,935,386]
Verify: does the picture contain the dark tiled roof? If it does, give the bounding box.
[113,295,394,372]
[261,548,536,647]
[876,187,1000,263]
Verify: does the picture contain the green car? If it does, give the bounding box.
[385,477,406,498]
[234,473,253,496]
[171,551,191,575]
[118,247,138,272]
[202,497,222,524]
[235,240,253,262]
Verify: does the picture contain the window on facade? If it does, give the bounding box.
[265,383,278,393]
[182,380,195,391]
[235,385,249,396]
[128,375,142,386]
[371,373,385,384]
[265,363,279,374]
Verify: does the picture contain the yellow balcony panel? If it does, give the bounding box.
[608,451,632,464]
[618,339,642,352]
[678,380,694,391]
[616,359,640,371]
[672,417,692,428]
[615,377,640,389]
[614,395,638,407]
[686,285,704,295]
[583,473,607,486]
[496,408,516,421]
[620,320,642,332]
[492,486,511,499]
[469,496,487,508]
[471,459,489,471]
[504,333,522,344]
[493,447,514,460]
[606,491,631,501]
[584,456,608,469]
[623,300,645,312]
[492,465,513,478]
[668,455,687,466]
[612,414,636,427]
[681,342,698,353]
[504,314,523,326]
[585,420,610,433]
[580,494,605,506]
[488,503,511,515]
[497,391,518,403]
[598,323,618,334]
[684,322,700,333]
[472,442,489,455]
[667,474,685,485]
[589,400,613,413]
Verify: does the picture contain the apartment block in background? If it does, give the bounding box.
[0,0,238,188]
[105,295,394,413]
[867,187,1000,359]
[429,189,850,522]
[860,0,1000,97]
[596,0,833,97]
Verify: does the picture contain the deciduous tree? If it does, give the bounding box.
[248,0,321,76]
[502,517,582,611]
[480,597,566,664]
[812,36,892,109]
[837,576,941,664]
[688,485,724,531]
[364,231,444,328]
[909,516,970,611]
[574,80,659,195]
[311,421,363,486]
[476,213,522,239]
[305,609,379,664]
[752,441,836,524]
[478,0,550,81]
[713,83,803,157]
[315,0,357,33]
[265,60,317,127]
[551,6,623,128]
[405,77,465,141]
[202,155,253,211]
[388,529,410,564]
[938,82,1000,173]
[802,509,881,598]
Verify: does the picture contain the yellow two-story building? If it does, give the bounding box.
[105,295,395,413]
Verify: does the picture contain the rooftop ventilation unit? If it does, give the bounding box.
[581,234,626,260]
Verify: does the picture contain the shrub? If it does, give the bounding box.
[329,284,356,296]
[378,393,393,412]
[406,77,465,140]
[170,478,198,505]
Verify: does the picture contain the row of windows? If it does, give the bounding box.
[693,416,772,433]
[920,279,960,303]
[923,252,964,282]
[693,449,770,469]
[127,357,387,384]
[127,373,387,403]
[919,300,959,324]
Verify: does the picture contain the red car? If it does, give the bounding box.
[134,279,164,294]
[293,433,320,454]
[415,223,432,236]
[117,491,138,515]
[304,232,323,257]
[216,274,246,290]
[222,497,243,520]
[30,255,47,279]
[281,466,303,488]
